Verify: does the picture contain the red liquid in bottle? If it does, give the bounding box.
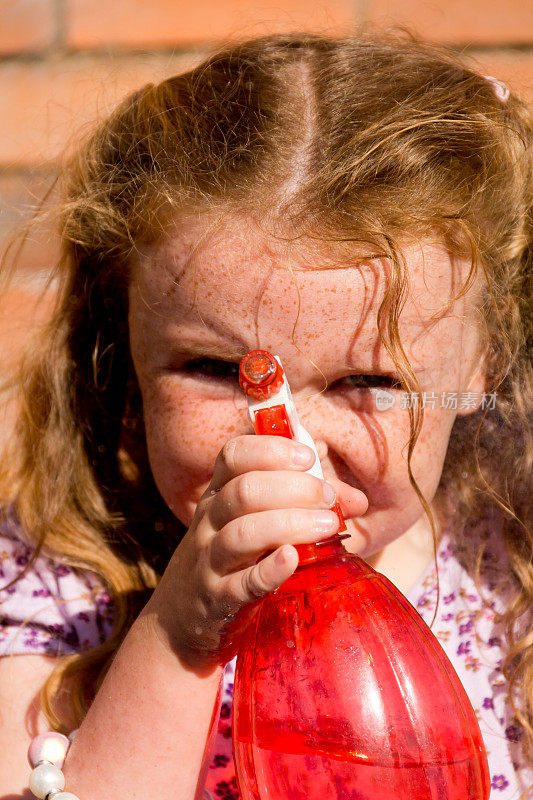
[232,548,490,799]
[232,350,490,799]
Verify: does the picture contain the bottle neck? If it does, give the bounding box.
[295,533,351,567]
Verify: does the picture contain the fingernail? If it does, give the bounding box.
[323,482,336,506]
[314,511,339,533]
[275,545,291,565]
[292,444,314,466]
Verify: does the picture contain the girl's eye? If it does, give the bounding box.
[181,358,401,393]
[338,374,402,390]
[181,357,240,381]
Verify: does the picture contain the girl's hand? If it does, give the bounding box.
[144,435,368,670]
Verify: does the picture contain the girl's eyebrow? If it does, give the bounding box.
[171,339,246,361]
[171,334,426,371]
[169,342,433,386]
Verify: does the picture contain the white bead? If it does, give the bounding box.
[28,732,70,769]
[51,793,81,800]
[29,763,65,799]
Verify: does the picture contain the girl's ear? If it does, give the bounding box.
[456,360,487,416]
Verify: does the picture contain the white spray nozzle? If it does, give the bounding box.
[243,355,324,480]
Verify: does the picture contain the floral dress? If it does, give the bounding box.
[1,510,531,799]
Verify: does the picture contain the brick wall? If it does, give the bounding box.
[1,0,532,386]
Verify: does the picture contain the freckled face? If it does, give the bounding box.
[128,216,484,560]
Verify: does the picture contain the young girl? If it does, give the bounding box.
[0,29,531,800]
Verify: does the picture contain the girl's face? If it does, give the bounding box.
[129,215,485,567]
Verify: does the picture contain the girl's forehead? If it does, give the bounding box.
[130,216,479,331]
[129,218,484,385]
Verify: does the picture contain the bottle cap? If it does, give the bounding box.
[239,350,285,400]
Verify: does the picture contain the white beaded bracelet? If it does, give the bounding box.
[28,729,215,799]
[27,730,79,800]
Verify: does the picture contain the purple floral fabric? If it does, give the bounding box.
[405,518,533,800]
[1,509,532,799]
[0,512,114,656]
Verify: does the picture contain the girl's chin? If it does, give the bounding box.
[341,518,375,558]
[341,515,406,562]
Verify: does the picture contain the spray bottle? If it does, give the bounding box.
[231,349,490,800]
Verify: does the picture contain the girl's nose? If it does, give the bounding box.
[314,439,328,462]
[292,391,330,462]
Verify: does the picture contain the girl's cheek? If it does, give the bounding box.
[344,406,454,507]
[393,407,457,500]
[142,387,249,525]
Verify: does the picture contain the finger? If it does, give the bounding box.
[209,435,315,492]
[325,476,369,519]
[210,508,341,574]
[222,545,299,605]
[208,469,337,530]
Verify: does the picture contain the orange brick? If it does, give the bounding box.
[0,0,57,55]
[368,0,533,46]
[0,52,203,168]
[465,51,533,105]
[66,0,356,49]
[0,171,61,276]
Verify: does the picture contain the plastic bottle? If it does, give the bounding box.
[231,349,490,800]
